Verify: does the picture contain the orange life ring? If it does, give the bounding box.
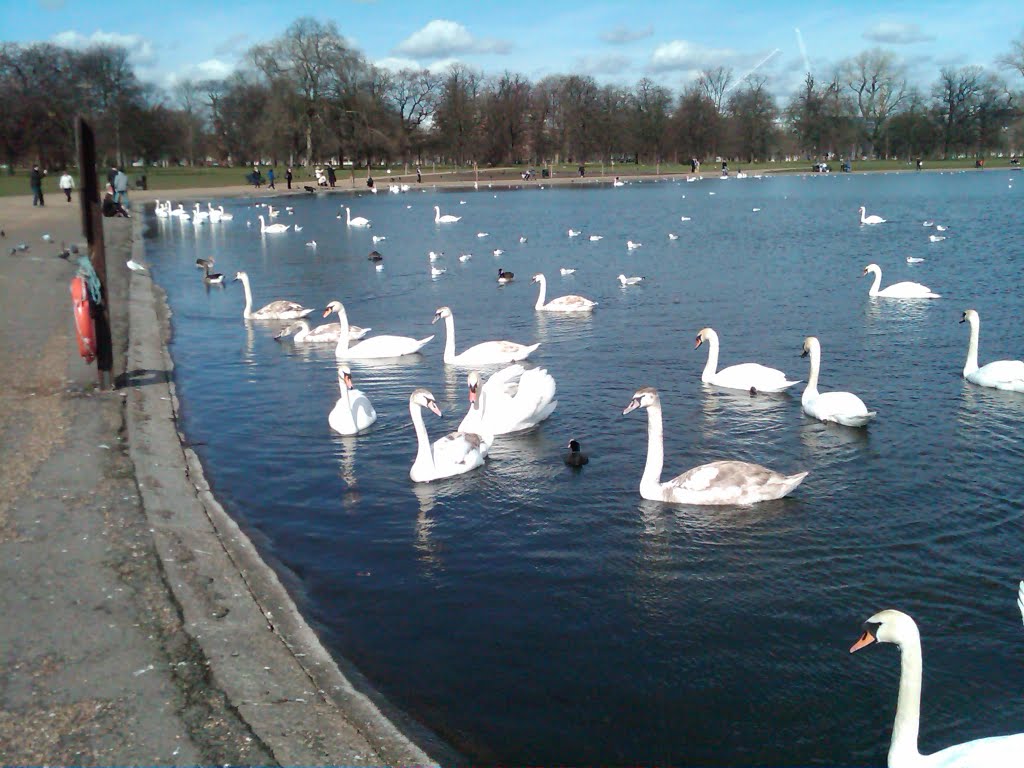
[70,275,97,363]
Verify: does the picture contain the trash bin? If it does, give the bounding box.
[541,169,550,178]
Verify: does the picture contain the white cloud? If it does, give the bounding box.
[375,56,423,73]
[601,25,653,44]
[394,19,511,58]
[863,21,935,45]
[648,40,742,73]
[52,29,156,65]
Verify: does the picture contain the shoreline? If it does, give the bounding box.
[0,192,449,764]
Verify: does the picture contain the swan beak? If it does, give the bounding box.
[694,336,703,350]
[800,349,809,358]
[427,401,442,417]
[322,307,332,318]
[468,385,478,408]
[958,314,966,324]
[343,373,354,390]
[849,629,877,654]
[431,313,441,324]
[622,398,641,415]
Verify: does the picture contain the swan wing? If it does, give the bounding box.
[664,460,807,505]
[432,430,489,467]
[713,363,800,393]
[339,334,433,359]
[349,389,378,431]
[541,294,598,312]
[970,360,1024,391]
[927,732,1024,765]
[303,322,342,342]
[457,340,540,365]
[878,281,940,298]
[806,391,875,426]
[255,301,313,319]
[490,367,557,434]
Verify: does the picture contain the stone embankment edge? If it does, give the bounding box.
[123,217,444,766]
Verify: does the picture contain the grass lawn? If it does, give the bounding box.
[0,157,1012,197]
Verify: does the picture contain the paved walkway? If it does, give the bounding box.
[0,194,443,765]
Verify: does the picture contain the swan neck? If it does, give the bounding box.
[964,317,980,376]
[889,635,923,765]
[642,401,665,488]
[338,373,352,410]
[240,275,253,317]
[410,400,434,471]
[804,346,820,398]
[258,215,265,233]
[701,332,720,381]
[442,314,456,362]
[332,306,351,353]
[868,269,882,296]
[434,206,440,222]
[534,276,546,309]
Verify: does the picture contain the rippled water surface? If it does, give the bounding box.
[146,171,1024,765]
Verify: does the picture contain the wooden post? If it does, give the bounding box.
[77,116,113,389]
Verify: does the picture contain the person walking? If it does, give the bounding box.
[30,165,45,206]
[113,168,129,207]
[267,167,275,189]
[59,170,75,202]
[326,165,336,188]
[285,167,293,190]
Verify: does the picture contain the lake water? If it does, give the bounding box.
[145,170,1024,765]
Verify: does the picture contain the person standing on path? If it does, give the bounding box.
[327,165,336,188]
[59,170,75,202]
[113,168,129,207]
[285,167,293,189]
[267,167,275,189]
[30,165,46,206]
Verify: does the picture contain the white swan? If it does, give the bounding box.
[275,319,370,343]
[695,327,799,393]
[800,336,876,426]
[328,364,377,435]
[859,205,886,225]
[323,300,433,359]
[959,310,1024,392]
[862,264,940,299]
[568,229,581,237]
[560,268,576,276]
[409,389,489,482]
[206,202,223,223]
[155,201,170,218]
[257,214,290,234]
[618,274,644,286]
[216,205,233,221]
[345,207,371,227]
[432,306,539,365]
[850,606,1024,767]
[433,205,461,223]
[233,271,313,320]
[192,203,209,221]
[531,273,597,313]
[622,387,807,505]
[458,366,557,437]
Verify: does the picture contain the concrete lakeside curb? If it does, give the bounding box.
[124,218,445,766]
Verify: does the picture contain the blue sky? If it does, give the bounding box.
[4,0,1022,99]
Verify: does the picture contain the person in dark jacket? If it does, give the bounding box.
[267,167,275,189]
[327,165,336,187]
[286,167,293,189]
[30,166,45,206]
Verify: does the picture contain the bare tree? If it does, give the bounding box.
[697,66,733,113]
[997,33,1024,80]
[841,48,908,157]
[384,68,440,165]
[932,65,985,157]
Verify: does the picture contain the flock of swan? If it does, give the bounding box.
[161,182,1024,766]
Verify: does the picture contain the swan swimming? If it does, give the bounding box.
[850,599,1024,768]
[568,229,581,237]
[862,263,940,299]
[959,309,1024,392]
[458,366,557,437]
[323,300,433,359]
[328,364,377,435]
[618,274,644,286]
[859,205,886,225]
[695,327,799,393]
[408,389,489,483]
[345,207,371,228]
[233,271,312,320]
[433,205,461,223]
[432,306,539,365]
[560,268,576,275]
[622,387,807,505]
[274,318,370,343]
[800,336,876,427]
[257,215,289,234]
[531,273,597,312]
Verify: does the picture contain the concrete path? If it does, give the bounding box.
[0,194,444,765]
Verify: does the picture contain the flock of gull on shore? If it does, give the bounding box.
[151,169,1024,766]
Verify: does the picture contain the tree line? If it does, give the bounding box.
[3,18,1023,173]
